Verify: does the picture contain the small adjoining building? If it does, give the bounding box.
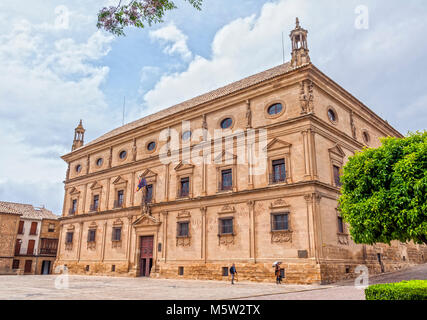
[0,201,60,275]
[54,19,426,284]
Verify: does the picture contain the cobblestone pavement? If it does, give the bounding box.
[0,264,425,300]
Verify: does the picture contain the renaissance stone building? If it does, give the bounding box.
[55,20,426,284]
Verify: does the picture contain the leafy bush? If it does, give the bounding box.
[365,280,427,300]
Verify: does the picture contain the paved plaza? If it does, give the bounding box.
[0,264,425,300]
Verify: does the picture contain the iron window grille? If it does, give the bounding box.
[271,213,289,231]
[218,218,234,235]
[219,169,233,191]
[112,227,122,241]
[177,222,190,237]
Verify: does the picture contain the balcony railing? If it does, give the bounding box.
[89,204,99,212]
[15,247,36,256]
[176,189,189,198]
[269,174,287,185]
[39,248,58,255]
[113,200,124,209]
[218,182,233,192]
[68,208,76,215]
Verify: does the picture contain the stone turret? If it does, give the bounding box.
[72,120,85,151]
[290,18,310,68]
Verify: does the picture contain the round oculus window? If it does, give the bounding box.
[119,150,127,159]
[268,103,283,115]
[147,141,156,151]
[182,130,192,141]
[75,164,82,173]
[328,109,337,122]
[96,158,103,167]
[220,118,233,129]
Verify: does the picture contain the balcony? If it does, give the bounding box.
[269,174,287,185]
[218,182,233,192]
[113,200,124,209]
[39,248,58,256]
[15,247,36,256]
[68,208,76,216]
[176,189,189,199]
[89,204,99,212]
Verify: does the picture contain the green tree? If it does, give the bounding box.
[338,131,427,245]
[97,0,203,36]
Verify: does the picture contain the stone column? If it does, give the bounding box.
[130,172,136,206]
[105,178,111,211]
[82,184,88,213]
[101,221,107,262]
[77,221,84,262]
[161,211,168,262]
[302,130,311,180]
[308,129,318,180]
[126,216,133,265]
[164,164,169,202]
[247,201,256,261]
[200,207,207,262]
[57,224,64,261]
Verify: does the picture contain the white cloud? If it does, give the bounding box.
[149,22,193,61]
[142,0,309,111]
[0,4,116,213]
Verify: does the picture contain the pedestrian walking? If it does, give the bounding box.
[273,261,282,284]
[230,263,237,285]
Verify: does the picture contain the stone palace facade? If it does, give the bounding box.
[54,20,426,284]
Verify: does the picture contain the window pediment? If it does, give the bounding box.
[328,144,345,158]
[264,138,292,153]
[69,187,80,196]
[269,198,290,210]
[214,150,237,165]
[112,176,128,186]
[140,169,157,182]
[174,161,194,172]
[90,181,103,190]
[218,204,236,215]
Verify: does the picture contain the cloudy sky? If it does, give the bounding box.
[1,0,426,214]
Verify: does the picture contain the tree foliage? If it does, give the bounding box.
[97,0,202,36]
[338,131,427,245]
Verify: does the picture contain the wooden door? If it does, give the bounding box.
[140,236,154,277]
[24,260,32,273]
[27,240,35,255]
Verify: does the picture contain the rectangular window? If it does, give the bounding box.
[48,223,55,232]
[12,259,20,269]
[338,216,344,233]
[333,165,342,187]
[92,195,99,210]
[71,199,77,214]
[222,267,229,276]
[219,218,233,235]
[145,184,153,203]
[178,266,184,276]
[272,213,289,231]
[179,177,190,197]
[66,232,73,244]
[88,229,96,242]
[177,222,189,237]
[29,222,38,235]
[18,221,24,234]
[27,240,35,255]
[117,190,124,206]
[272,159,286,183]
[221,169,233,191]
[112,227,122,241]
